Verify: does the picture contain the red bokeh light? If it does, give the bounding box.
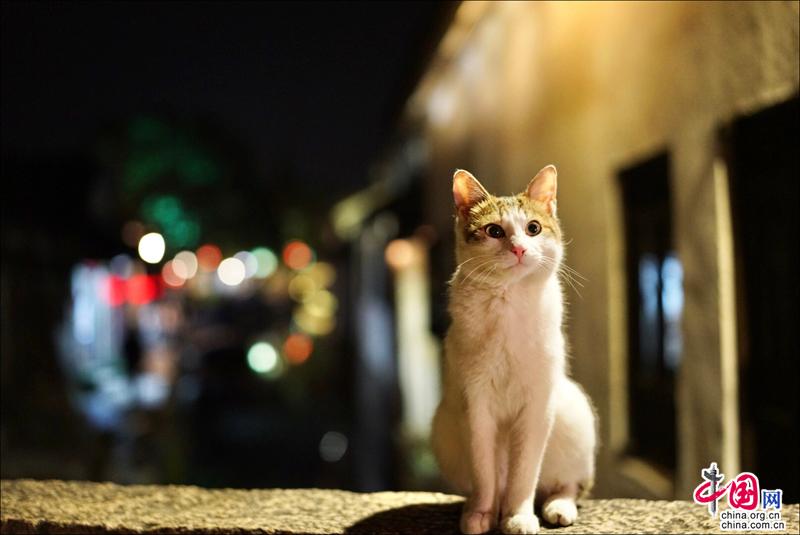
[283,333,313,365]
[197,244,223,272]
[126,274,160,305]
[104,275,127,307]
[282,240,313,271]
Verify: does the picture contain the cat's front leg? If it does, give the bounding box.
[500,403,555,535]
[461,400,497,535]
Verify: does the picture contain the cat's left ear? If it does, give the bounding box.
[453,169,489,218]
[526,164,557,215]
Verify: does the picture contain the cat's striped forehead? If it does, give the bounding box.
[462,193,560,242]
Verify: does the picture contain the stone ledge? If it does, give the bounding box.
[1,479,797,534]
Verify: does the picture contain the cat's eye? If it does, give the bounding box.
[485,224,505,239]
[526,220,542,236]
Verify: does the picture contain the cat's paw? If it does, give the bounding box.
[542,497,578,526]
[460,510,495,534]
[500,513,540,534]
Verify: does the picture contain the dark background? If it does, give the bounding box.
[1,1,455,491]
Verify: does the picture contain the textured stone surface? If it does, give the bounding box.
[1,479,798,534]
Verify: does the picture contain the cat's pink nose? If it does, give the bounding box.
[511,245,526,259]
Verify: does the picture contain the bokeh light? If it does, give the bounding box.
[162,261,185,288]
[247,342,281,377]
[288,274,317,302]
[283,333,313,365]
[126,274,160,305]
[137,232,166,264]
[294,307,336,336]
[282,240,314,271]
[305,261,336,288]
[173,250,198,279]
[104,275,127,307]
[385,238,415,270]
[197,244,223,272]
[217,257,246,286]
[109,254,134,278]
[251,247,278,278]
[319,431,348,462]
[234,251,258,279]
[305,289,338,318]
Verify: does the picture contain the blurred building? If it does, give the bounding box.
[384,1,798,500]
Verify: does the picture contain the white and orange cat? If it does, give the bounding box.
[431,165,596,534]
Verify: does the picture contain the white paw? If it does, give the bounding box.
[460,510,494,534]
[500,513,540,534]
[542,497,578,526]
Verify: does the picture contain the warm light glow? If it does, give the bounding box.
[283,333,313,365]
[138,232,166,264]
[305,261,336,288]
[173,251,198,279]
[282,240,314,270]
[217,257,246,286]
[252,247,278,278]
[385,239,416,270]
[294,307,336,336]
[305,290,338,318]
[247,342,279,375]
[288,274,317,302]
[234,251,258,279]
[197,244,223,272]
[162,261,185,288]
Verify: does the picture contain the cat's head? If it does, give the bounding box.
[452,165,563,285]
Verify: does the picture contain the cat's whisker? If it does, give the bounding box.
[537,256,587,284]
[460,258,497,284]
[558,262,587,281]
[537,257,584,297]
[454,254,495,271]
[475,263,498,287]
[558,270,584,298]
[558,268,585,288]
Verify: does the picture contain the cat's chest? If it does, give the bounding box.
[449,282,564,376]
[459,288,551,345]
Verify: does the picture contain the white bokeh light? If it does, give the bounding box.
[247,342,278,374]
[234,251,258,279]
[173,250,198,279]
[137,232,166,264]
[217,257,246,286]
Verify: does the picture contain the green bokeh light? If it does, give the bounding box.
[140,195,201,249]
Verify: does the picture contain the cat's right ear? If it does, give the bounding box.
[453,169,488,218]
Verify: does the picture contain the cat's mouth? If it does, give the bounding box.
[506,258,529,270]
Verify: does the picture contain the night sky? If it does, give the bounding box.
[1,2,453,195]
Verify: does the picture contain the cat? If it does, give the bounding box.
[430,165,597,535]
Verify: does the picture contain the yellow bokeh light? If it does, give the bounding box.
[288,274,317,302]
[305,290,338,318]
[305,261,337,288]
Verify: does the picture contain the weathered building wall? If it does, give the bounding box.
[407,1,799,497]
